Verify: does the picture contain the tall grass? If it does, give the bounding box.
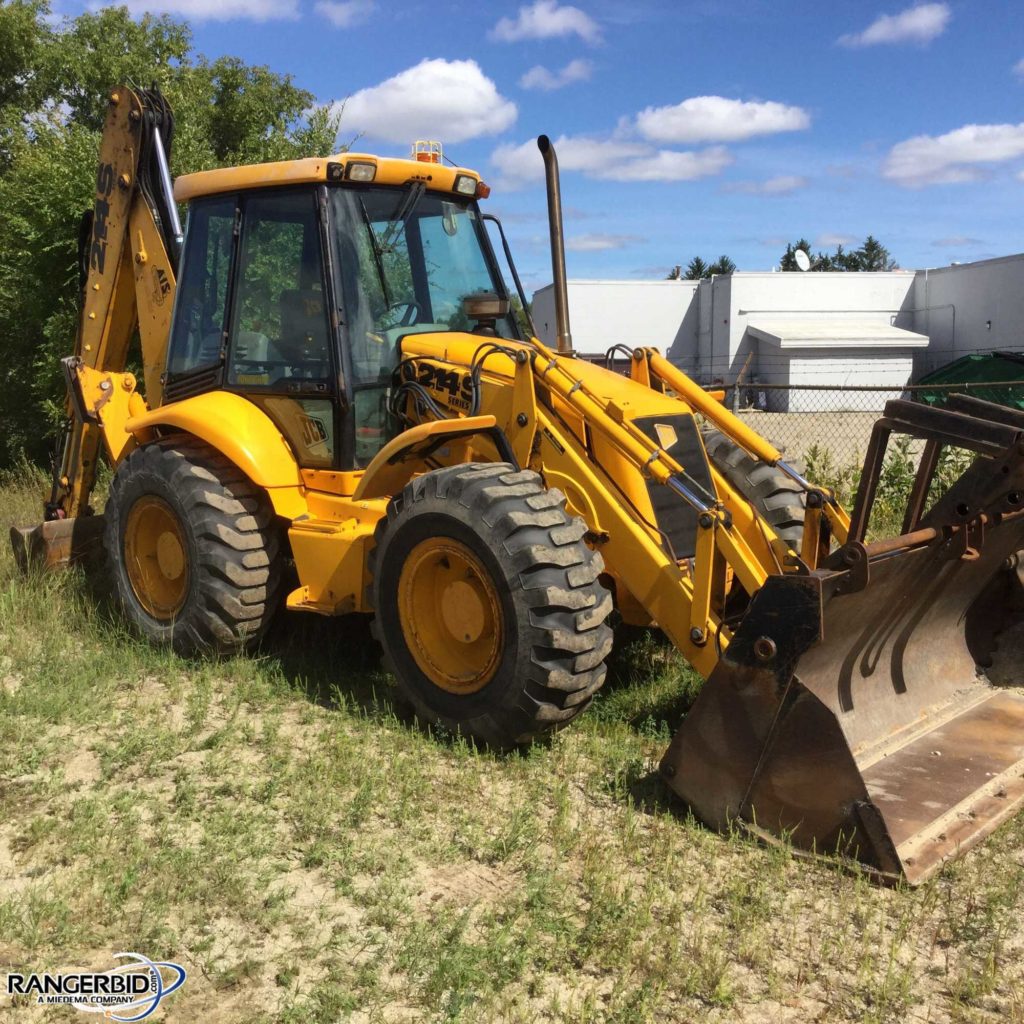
[804,438,976,539]
[1,472,1023,1023]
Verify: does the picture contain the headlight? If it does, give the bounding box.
[345,161,377,182]
[453,174,478,196]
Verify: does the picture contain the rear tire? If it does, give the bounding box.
[104,437,281,654]
[703,429,806,549]
[370,463,613,749]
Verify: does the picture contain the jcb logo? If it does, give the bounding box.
[299,414,328,448]
[91,162,116,274]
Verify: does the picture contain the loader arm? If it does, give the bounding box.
[47,86,179,523]
[395,325,1024,883]
[391,331,800,673]
[531,341,1024,883]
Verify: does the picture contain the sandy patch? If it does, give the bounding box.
[63,747,101,788]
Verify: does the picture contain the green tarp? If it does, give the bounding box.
[915,351,1024,410]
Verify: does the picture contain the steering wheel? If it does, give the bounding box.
[383,300,422,329]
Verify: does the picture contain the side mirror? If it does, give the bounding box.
[463,292,510,320]
[463,292,510,337]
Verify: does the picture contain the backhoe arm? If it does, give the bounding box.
[47,86,179,522]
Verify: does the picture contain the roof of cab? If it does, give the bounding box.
[173,153,483,203]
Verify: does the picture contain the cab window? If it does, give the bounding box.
[228,190,332,387]
[166,196,235,377]
[228,189,336,468]
[330,187,516,467]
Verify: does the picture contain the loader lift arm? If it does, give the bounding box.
[506,333,1024,884]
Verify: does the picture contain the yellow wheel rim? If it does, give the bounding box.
[397,537,504,694]
[123,496,189,621]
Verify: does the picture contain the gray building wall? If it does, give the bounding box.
[717,271,916,382]
[532,280,699,363]
[531,254,1024,387]
[909,254,1024,375]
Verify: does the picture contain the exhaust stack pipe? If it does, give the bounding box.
[537,135,572,354]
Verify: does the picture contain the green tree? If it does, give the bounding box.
[669,255,735,279]
[779,236,897,272]
[856,234,897,271]
[0,2,342,466]
[0,0,52,170]
[684,257,709,280]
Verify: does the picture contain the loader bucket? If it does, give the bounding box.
[9,515,106,573]
[661,397,1024,884]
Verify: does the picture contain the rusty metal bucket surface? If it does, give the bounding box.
[9,515,105,572]
[662,405,1024,884]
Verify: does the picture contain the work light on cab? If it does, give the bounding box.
[345,161,376,182]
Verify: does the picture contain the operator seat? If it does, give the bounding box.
[279,288,329,375]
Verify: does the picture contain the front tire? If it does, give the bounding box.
[370,463,613,748]
[105,437,281,654]
[703,429,806,549]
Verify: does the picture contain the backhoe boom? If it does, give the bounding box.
[49,86,178,523]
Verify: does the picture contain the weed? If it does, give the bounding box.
[1,473,1022,1022]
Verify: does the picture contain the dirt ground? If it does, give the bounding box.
[989,619,1024,687]
[736,409,891,465]
[2,463,1024,1024]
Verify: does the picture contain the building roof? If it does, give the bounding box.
[747,318,929,349]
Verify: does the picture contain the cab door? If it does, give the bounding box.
[225,188,341,468]
[165,186,344,469]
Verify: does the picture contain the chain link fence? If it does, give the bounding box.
[591,351,1024,471]
[725,380,1024,471]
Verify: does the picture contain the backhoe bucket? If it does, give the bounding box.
[9,516,105,573]
[661,397,1024,884]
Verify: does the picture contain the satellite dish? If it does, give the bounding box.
[794,248,811,272]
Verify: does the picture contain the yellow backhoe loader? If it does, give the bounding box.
[10,87,1024,884]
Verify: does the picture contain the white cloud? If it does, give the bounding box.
[725,174,808,195]
[883,122,1024,186]
[1014,58,1024,79]
[119,0,298,19]
[566,233,640,252]
[492,134,731,188]
[931,236,982,247]
[635,96,810,144]
[600,147,732,182]
[816,233,857,248]
[333,59,516,144]
[490,1,601,44]
[315,0,373,27]
[519,58,593,91]
[838,3,950,47]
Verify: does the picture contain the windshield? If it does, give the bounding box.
[329,185,520,467]
[331,186,519,387]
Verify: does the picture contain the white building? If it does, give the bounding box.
[531,254,1024,412]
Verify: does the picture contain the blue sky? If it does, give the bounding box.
[67,1,1024,289]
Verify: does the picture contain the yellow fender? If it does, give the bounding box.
[126,392,307,518]
[352,415,501,501]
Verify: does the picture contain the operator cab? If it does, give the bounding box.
[166,152,521,470]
